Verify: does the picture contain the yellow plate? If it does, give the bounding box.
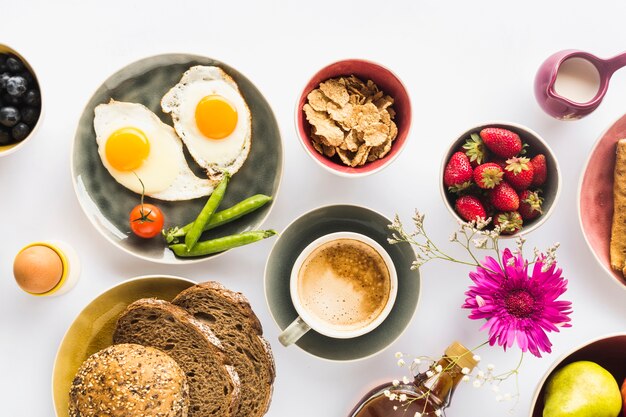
[51,275,195,417]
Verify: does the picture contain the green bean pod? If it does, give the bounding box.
[170,230,277,257]
[185,173,230,250]
[165,194,272,242]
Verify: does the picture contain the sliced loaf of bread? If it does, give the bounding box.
[113,298,240,417]
[173,282,275,417]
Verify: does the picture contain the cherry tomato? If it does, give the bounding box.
[129,203,164,238]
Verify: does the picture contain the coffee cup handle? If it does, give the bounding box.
[278,316,311,346]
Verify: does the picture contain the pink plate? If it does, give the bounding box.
[579,113,626,289]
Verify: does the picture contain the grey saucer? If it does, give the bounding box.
[264,204,421,361]
[71,54,283,264]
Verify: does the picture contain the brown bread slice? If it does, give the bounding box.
[173,282,275,417]
[611,138,626,274]
[113,299,240,417]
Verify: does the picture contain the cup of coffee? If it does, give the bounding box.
[278,232,397,346]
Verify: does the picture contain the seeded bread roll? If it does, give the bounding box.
[69,343,189,417]
[173,282,275,417]
[113,299,240,417]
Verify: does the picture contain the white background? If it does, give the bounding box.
[1,1,626,416]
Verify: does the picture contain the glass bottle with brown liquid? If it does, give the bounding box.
[348,342,478,417]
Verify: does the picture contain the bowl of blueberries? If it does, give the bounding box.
[0,44,42,156]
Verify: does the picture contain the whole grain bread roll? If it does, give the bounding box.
[69,343,189,417]
[173,281,275,417]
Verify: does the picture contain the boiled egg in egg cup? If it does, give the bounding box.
[13,241,80,297]
[161,66,252,181]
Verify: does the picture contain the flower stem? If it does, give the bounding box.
[470,340,490,352]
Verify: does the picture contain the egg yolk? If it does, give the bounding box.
[195,95,238,139]
[105,127,150,171]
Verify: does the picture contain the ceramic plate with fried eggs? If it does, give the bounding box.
[162,66,252,180]
[71,54,283,264]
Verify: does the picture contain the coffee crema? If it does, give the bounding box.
[297,238,391,332]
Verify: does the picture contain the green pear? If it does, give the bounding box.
[543,361,622,417]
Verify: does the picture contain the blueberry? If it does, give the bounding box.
[24,89,40,106]
[0,55,7,72]
[0,127,11,145]
[0,73,10,89]
[0,106,20,127]
[6,76,27,96]
[11,122,30,141]
[18,71,35,86]
[6,56,23,72]
[2,93,21,105]
[21,106,39,125]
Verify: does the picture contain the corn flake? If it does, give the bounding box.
[304,104,344,146]
[345,130,360,152]
[307,89,331,112]
[323,144,336,157]
[319,79,349,107]
[355,103,381,132]
[363,122,389,147]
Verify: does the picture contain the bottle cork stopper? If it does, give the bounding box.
[445,341,478,372]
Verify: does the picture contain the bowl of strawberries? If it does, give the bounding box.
[440,122,561,236]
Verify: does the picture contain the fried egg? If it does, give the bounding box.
[161,66,251,180]
[94,100,214,201]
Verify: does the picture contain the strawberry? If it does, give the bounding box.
[455,195,486,222]
[478,193,496,218]
[490,182,519,211]
[504,157,534,191]
[519,190,543,220]
[473,162,504,189]
[480,128,522,158]
[463,133,488,165]
[494,211,523,234]
[530,154,547,186]
[444,152,473,192]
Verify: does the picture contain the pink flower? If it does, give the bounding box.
[462,249,572,358]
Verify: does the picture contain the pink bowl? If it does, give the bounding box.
[295,59,412,177]
[579,113,626,290]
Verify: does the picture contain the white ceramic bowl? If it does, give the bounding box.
[440,121,561,237]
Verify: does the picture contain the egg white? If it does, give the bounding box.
[94,100,214,201]
[161,66,252,180]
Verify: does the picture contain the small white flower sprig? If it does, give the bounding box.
[385,349,524,415]
[387,210,560,273]
[383,210,570,413]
